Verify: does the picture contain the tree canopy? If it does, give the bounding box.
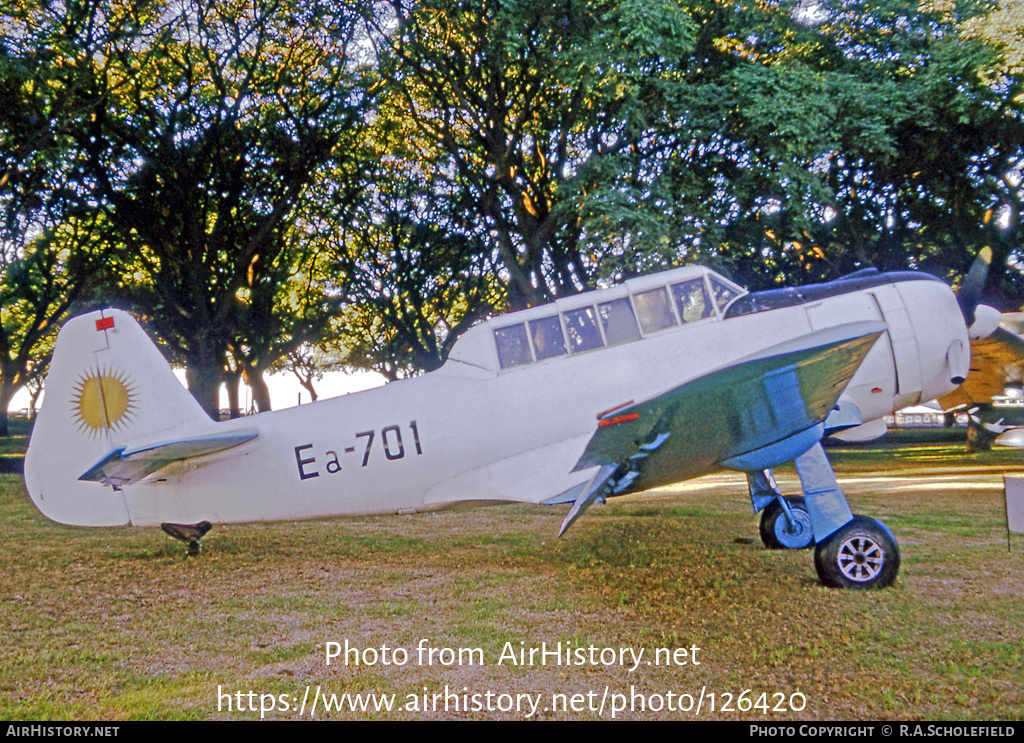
[3,0,375,416]
[2,0,1023,415]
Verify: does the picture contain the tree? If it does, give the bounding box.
[665,0,1024,297]
[374,0,697,308]
[23,0,375,416]
[227,235,341,413]
[375,0,1024,307]
[8,0,1024,416]
[270,339,349,403]
[0,11,111,434]
[0,222,109,435]
[328,158,503,378]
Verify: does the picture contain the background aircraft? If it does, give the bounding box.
[25,262,986,589]
[932,253,1024,450]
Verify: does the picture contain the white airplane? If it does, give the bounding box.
[24,261,981,589]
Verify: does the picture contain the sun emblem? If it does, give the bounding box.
[71,368,138,438]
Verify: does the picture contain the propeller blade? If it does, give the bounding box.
[958,247,992,326]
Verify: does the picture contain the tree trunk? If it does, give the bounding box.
[300,379,318,403]
[0,382,15,437]
[224,370,241,419]
[185,359,222,420]
[244,367,273,413]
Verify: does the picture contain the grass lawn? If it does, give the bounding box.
[1,428,1022,720]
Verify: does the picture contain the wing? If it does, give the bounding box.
[79,430,259,488]
[557,321,886,535]
[937,326,1024,410]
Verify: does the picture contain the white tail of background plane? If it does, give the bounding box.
[25,309,214,526]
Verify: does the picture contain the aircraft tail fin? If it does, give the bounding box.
[25,309,214,526]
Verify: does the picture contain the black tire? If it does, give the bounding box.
[814,515,900,589]
[759,497,814,550]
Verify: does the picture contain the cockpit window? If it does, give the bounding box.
[709,275,743,312]
[633,287,677,333]
[598,297,641,346]
[563,306,604,353]
[671,279,714,323]
[488,267,747,371]
[529,315,567,361]
[494,324,533,369]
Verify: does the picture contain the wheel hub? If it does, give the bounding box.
[836,534,884,582]
[774,508,813,549]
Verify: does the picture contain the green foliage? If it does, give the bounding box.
[375,0,701,306]
[3,0,376,415]
[371,0,1024,310]
[3,0,1024,401]
[327,154,504,378]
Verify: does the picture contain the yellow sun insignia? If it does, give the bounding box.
[71,368,138,437]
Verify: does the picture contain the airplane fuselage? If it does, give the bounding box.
[107,269,967,525]
[25,265,968,530]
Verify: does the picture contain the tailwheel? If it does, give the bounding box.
[759,496,814,550]
[161,521,212,556]
[814,515,900,589]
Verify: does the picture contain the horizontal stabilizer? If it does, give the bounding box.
[80,430,259,487]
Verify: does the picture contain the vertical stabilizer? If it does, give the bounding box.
[24,309,212,526]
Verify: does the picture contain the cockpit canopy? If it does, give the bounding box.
[446,266,747,373]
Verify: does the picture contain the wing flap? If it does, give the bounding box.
[80,430,259,488]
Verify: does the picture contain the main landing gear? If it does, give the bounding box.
[813,515,900,589]
[749,443,900,589]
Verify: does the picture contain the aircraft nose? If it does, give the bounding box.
[929,285,973,401]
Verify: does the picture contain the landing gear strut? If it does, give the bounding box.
[747,443,901,588]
